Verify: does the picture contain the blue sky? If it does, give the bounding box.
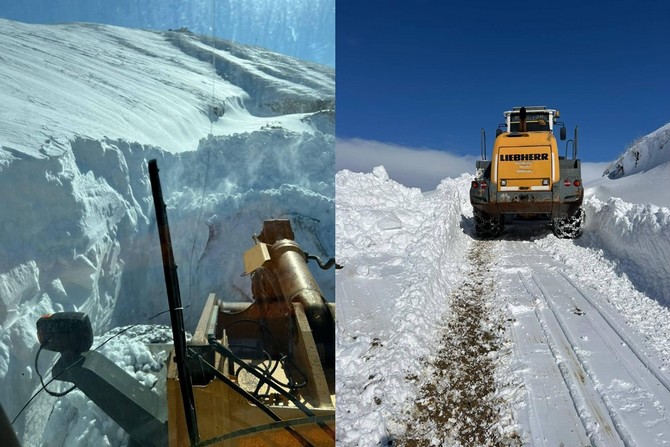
[0,0,334,66]
[337,0,670,188]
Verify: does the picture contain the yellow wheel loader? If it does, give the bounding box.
[470,106,584,238]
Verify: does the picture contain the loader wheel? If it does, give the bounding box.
[474,209,503,238]
[552,208,585,239]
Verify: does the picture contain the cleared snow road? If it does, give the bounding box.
[499,238,670,446]
[336,170,670,446]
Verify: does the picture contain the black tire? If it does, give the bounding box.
[552,208,585,239]
[474,209,504,238]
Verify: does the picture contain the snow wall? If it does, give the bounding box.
[336,167,473,443]
[0,129,334,441]
[581,196,670,306]
[590,121,670,305]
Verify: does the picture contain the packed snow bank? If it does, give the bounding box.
[336,167,473,444]
[110,130,335,328]
[580,195,670,305]
[582,121,670,305]
[529,158,670,310]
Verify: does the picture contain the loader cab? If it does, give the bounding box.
[505,106,557,133]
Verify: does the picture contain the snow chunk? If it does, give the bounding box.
[372,165,389,181]
[0,261,40,322]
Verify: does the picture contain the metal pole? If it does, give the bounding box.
[148,159,199,446]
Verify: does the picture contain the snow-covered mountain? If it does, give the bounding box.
[0,18,334,445]
[2,0,335,66]
[603,122,670,180]
[336,122,670,444]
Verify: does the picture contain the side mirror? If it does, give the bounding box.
[495,128,502,137]
[560,127,566,141]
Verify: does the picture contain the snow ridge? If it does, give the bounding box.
[0,19,334,156]
[167,31,335,117]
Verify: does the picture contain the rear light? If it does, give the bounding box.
[472,180,488,189]
[563,179,571,187]
[542,178,550,186]
[573,179,582,187]
[471,180,478,189]
[480,181,488,188]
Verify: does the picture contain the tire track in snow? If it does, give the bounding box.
[558,270,670,395]
[507,241,670,446]
[399,241,513,446]
[520,273,623,447]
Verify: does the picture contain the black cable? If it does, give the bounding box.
[304,253,342,270]
[266,352,281,396]
[208,337,334,439]
[280,355,308,390]
[189,349,314,447]
[223,319,308,391]
[34,345,77,398]
[11,384,48,425]
[252,350,274,396]
[147,306,191,321]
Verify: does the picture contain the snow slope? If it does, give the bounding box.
[602,122,670,181]
[0,19,333,157]
[336,122,670,445]
[0,19,334,446]
[1,0,335,66]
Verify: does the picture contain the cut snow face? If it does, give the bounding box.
[0,19,334,445]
